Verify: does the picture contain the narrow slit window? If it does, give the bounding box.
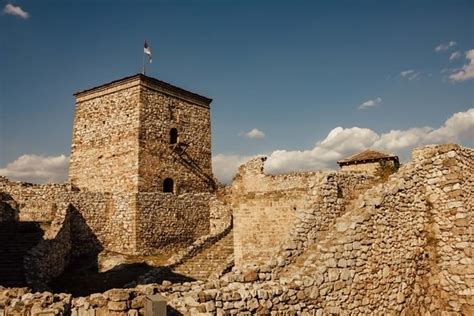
[163,178,174,193]
[170,128,178,144]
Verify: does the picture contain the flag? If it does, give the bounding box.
[144,40,152,63]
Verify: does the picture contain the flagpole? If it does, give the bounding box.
[142,52,146,75]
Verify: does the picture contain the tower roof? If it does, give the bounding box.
[74,74,212,107]
[337,149,399,166]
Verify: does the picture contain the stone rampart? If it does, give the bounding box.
[230,156,374,269]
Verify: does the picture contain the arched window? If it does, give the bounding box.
[163,178,174,193]
[170,128,178,144]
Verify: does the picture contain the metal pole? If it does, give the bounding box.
[142,52,146,75]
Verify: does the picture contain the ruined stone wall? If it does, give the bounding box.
[135,192,212,254]
[24,205,74,290]
[412,144,473,315]
[0,179,71,222]
[1,145,472,315]
[266,144,473,315]
[0,179,138,255]
[138,84,213,194]
[69,78,141,192]
[209,192,232,235]
[230,157,374,268]
[0,177,216,256]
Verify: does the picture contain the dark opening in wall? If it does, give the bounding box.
[163,178,174,193]
[170,128,178,144]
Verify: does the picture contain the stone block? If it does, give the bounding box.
[145,294,167,316]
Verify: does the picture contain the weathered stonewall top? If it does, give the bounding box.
[74,73,212,107]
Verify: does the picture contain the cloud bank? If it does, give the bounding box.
[2,109,472,185]
[213,108,474,183]
[0,154,68,183]
[3,3,29,19]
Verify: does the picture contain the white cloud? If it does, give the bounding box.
[358,97,382,110]
[450,49,474,82]
[435,41,456,52]
[212,153,253,184]
[449,51,461,61]
[400,70,420,81]
[0,154,69,183]
[241,128,265,139]
[212,108,474,183]
[3,3,29,19]
[400,70,415,77]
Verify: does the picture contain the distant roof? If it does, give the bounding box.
[337,149,399,166]
[74,73,212,107]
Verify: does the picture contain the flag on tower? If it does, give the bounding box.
[144,40,152,63]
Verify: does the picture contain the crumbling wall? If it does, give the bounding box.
[0,179,137,255]
[0,177,216,256]
[209,190,232,235]
[0,144,471,316]
[24,204,74,290]
[266,143,473,315]
[0,179,71,222]
[411,144,473,315]
[230,156,374,269]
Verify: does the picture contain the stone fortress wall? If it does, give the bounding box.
[1,144,472,315]
[228,157,375,268]
[0,177,215,257]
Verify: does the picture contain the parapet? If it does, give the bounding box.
[74,74,213,108]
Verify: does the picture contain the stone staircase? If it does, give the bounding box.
[0,221,44,287]
[171,230,234,281]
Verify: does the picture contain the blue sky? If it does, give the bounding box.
[1,0,473,183]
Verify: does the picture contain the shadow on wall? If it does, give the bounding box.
[51,207,196,297]
[0,221,44,288]
[69,205,103,258]
[0,192,19,221]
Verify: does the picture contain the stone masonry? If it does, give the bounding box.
[1,144,472,315]
[0,72,472,315]
[1,74,218,259]
[70,74,214,194]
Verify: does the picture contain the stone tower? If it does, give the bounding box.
[69,74,214,194]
